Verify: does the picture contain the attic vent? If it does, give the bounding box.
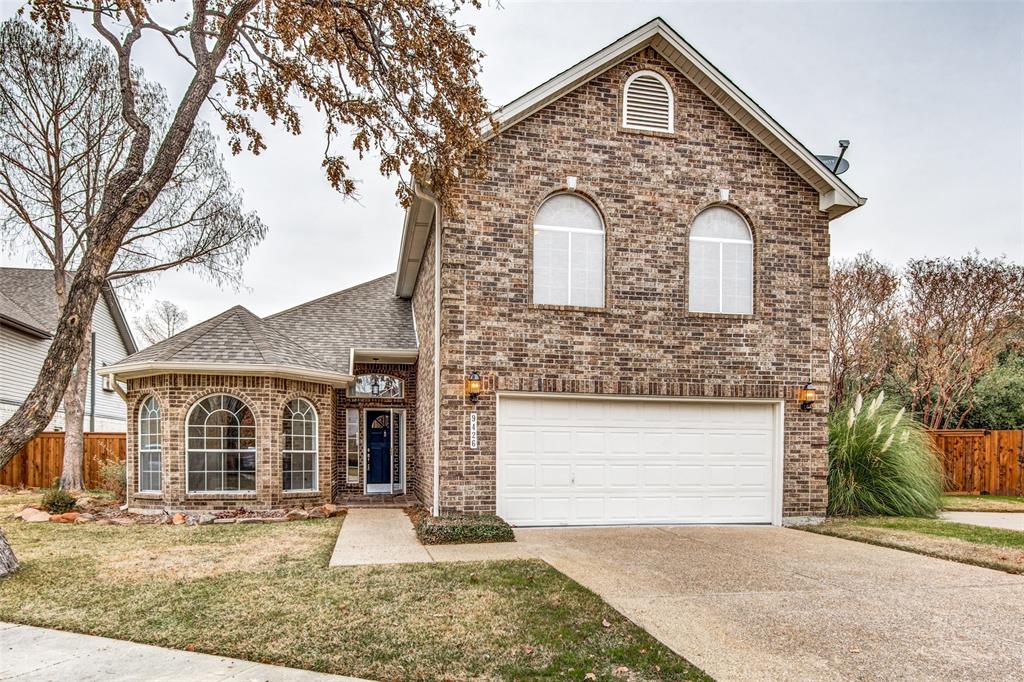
[623,70,673,133]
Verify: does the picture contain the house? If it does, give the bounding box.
[1,267,137,432]
[100,18,864,525]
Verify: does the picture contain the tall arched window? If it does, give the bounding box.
[688,206,754,314]
[138,396,161,492]
[283,399,318,492]
[533,193,605,307]
[186,394,256,493]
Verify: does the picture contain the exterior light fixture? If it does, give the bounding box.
[798,383,817,411]
[370,375,381,397]
[466,371,482,403]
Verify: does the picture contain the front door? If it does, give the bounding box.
[365,410,392,494]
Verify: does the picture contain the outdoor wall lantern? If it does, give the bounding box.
[798,383,817,411]
[370,375,381,396]
[466,371,482,403]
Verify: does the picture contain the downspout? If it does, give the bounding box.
[413,181,442,517]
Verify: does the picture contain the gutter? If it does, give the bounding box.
[412,180,443,517]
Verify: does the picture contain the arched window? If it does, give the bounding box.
[138,396,161,492]
[623,70,674,133]
[283,399,318,492]
[186,394,256,493]
[533,193,605,307]
[688,206,754,314]
[349,374,404,399]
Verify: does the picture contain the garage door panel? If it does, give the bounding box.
[498,397,778,526]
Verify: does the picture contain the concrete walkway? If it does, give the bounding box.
[0,622,366,681]
[328,508,529,566]
[942,510,1024,531]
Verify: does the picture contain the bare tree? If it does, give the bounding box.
[891,254,1024,429]
[0,0,489,574]
[0,19,266,491]
[828,254,900,408]
[136,300,189,345]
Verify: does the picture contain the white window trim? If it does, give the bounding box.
[346,408,360,482]
[689,233,754,315]
[184,394,258,495]
[137,396,161,493]
[532,201,606,308]
[282,399,318,493]
[622,69,675,133]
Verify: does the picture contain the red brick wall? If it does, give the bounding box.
[430,48,830,518]
[125,374,335,511]
[411,227,437,508]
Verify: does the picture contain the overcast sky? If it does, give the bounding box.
[2,0,1022,339]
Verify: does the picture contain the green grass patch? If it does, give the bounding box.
[0,492,708,681]
[942,495,1024,512]
[416,514,515,544]
[807,515,1024,574]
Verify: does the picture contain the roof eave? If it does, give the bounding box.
[0,314,52,339]
[99,361,354,388]
[395,183,438,299]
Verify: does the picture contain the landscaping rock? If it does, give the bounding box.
[55,512,80,523]
[172,513,186,525]
[322,503,342,517]
[21,508,51,523]
[262,517,288,523]
[110,517,134,526]
[74,497,96,511]
[94,519,111,526]
[285,509,308,521]
[237,518,262,524]
[213,518,237,524]
[197,513,216,525]
[75,514,96,524]
[306,507,326,519]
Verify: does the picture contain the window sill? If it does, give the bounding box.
[185,492,258,499]
[686,310,756,321]
[134,492,163,500]
[282,490,321,497]
[528,303,609,314]
[617,125,676,139]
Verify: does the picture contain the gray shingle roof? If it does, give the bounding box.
[266,273,416,374]
[0,267,136,351]
[110,273,416,379]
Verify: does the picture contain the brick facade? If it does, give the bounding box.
[125,374,335,511]
[420,48,831,519]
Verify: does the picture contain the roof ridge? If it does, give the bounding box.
[0,288,49,331]
[229,306,273,364]
[265,272,395,321]
[148,306,249,361]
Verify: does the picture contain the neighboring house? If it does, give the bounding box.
[0,267,137,432]
[101,19,864,525]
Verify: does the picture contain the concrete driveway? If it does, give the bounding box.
[514,526,1024,681]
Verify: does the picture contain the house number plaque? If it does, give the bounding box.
[469,412,478,449]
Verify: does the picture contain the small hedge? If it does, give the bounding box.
[41,488,77,514]
[416,514,515,545]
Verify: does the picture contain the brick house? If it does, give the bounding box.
[101,19,864,525]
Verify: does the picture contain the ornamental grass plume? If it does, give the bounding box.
[828,391,943,517]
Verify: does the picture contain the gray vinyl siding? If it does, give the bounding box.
[0,295,130,430]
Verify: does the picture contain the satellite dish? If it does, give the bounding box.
[816,155,850,175]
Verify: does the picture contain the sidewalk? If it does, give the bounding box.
[942,510,1024,531]
[0,622,367,681]
[328,508,529,566]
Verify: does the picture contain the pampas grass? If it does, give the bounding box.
[828,391,943,517]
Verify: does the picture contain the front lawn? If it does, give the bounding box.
[942,494,1024,513]
[807,516,1024,574]
[0,491,707,681]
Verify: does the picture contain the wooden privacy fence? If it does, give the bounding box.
[929,429,1024,496]
[0,432,126,489]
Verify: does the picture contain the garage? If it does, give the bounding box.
[496,395,781,526]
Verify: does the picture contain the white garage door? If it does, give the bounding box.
[497,396,779,526]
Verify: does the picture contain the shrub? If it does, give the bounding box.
[97,458,127,499]
[41,488,77,514]
[962,354,1024,429]
[416,514,515,545]
[828,391,942,517]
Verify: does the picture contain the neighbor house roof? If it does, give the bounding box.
[395,17,866,297]
[0,267,137,352]
[102,273,416,386]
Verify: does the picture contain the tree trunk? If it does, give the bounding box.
[0,529,17,578]
[59,332,91,492]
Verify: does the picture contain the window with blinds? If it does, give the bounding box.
[622,70,673,133]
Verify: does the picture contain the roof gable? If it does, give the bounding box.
[487,18,864,218]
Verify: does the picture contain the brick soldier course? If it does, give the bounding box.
[103,19,863,521]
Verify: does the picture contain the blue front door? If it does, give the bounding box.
[366,411,391,489]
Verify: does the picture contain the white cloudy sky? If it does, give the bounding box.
[2,0,1022,338]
